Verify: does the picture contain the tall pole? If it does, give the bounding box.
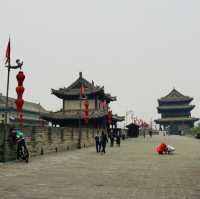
[3,58,23,162]
[2,66,11,162]
[2,37,23,162]
[5,66,11,125]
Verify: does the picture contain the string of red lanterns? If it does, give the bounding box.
[15,71,25,126]
[83,100,89,124]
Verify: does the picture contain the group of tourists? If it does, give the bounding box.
[94,129,124,154]
[94,131,108,153]
[109,130,122,147]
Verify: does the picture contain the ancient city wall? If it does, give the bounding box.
[0,125,101,162]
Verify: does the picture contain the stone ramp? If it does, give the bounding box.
[0,135,199,199]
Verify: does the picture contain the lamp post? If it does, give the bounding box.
[3,59,23,162]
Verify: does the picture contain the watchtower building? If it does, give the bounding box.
[155,89,198,133]
[41,72,124,128]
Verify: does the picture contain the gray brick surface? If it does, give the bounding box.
[0,135,199,199]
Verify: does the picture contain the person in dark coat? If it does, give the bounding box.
[143,130,146,138]
[110,130,114,147]
[116,133,121,147]
[94,132,100,152]
[110,134,114,147]
[149,130,152,138]
[101,131,108,153]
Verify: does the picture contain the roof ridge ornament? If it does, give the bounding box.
[79,72,82,79]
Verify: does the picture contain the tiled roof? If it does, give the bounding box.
[159,89,193,102]
[41,110,108,121]
[155,117,199,123]
[0,94,48,114]
[157,105,195,111]
[51,72,116,101]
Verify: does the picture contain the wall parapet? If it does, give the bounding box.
[0,125,102,162]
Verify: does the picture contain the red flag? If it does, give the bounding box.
[100,100,107,109]
[5,38,11,65]
[80,84,85,97]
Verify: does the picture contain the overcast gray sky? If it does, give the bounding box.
[0,0,200,124]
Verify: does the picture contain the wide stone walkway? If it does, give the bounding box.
[0,135,200,199]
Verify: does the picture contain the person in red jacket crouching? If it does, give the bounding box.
[156,143,175,154]
[156,143,167,154]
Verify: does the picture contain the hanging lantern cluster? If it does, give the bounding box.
[83,100,89,124]
[15,71,25,125]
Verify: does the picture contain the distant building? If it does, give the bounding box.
[0,93,48,126]
[126,123,139,137]
[155,89,199,133]
[41,72,124,129]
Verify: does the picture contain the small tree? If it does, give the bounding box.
[191,122,200,135]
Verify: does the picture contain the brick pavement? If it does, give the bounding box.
[0,135,200,199]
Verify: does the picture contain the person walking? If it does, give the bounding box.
[101,131,108,154]
[110,130,114,147]
[110,134,114,147]
[143,130,146,138]
[149,130,152,138]
[116,133,121,147]
[94,132,100,152]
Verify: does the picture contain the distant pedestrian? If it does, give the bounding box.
[94,133,100,153]
[101,131,108,154]
[122,133,125,140]
[149,130,152,138]
[116,133,121,147]
[110,133,114,147]
[143,130,146,138]
[163,131,166,136]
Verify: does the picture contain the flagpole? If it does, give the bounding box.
[4,38,11,125]
[5,66,11,125]
[2,61,11,162]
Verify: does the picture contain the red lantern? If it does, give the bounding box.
[15,98,24,112]
[15,98,24,107]
[16,86,25,98]
[16,71,25,86]
[16,108,21,113]
[83,100,89,124]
